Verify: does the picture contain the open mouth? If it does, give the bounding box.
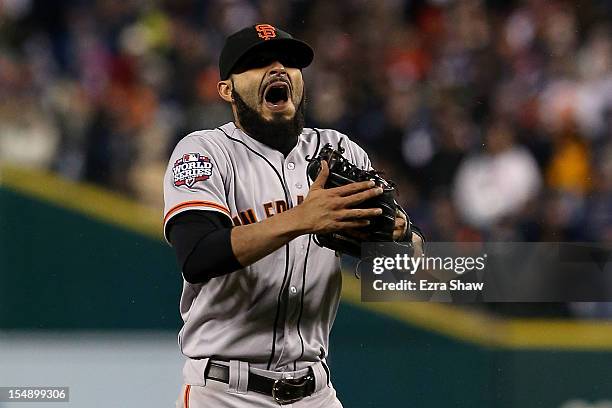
[263,81,291,110]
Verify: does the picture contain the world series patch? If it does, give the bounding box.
[173,153,213,188]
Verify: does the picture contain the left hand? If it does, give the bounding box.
[394,210,424,256]
[393,210,408,241]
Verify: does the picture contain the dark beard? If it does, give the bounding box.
[232,88,305,156]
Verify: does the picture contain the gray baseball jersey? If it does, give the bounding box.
[163,121,370,385]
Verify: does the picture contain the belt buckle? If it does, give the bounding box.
[271,374,312,405]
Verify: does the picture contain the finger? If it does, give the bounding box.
[335,219,371,229]
[310,160,329,190]
[394,218,406,229]
[393,217,408,240]
[337,208,383,220]
[395,210,407,222]
[332,180,376,197]
[342,187,384,206]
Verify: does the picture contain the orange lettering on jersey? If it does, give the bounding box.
[263,202,274,218]
[275,200,288,214]
[297,195,304,205]
[239,208,258,225]
[232,216,242,226]
[255,24,276,40]
[247,209,259,222]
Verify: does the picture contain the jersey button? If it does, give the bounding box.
[290,286,298,294]
[287,162,295,170]
[295,182,303,189]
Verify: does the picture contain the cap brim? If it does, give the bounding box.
[223,38,314,80]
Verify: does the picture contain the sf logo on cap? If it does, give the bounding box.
[255,24,276,40]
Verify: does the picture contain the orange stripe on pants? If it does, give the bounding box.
[184,385,191,408]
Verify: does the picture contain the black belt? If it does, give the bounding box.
[205,363,316,405]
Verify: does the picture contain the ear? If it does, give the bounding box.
[218,80,233,103]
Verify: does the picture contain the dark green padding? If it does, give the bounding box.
[0,188,180,329]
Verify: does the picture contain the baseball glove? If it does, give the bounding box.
[306,141,412,259]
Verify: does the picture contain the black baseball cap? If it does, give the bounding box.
[219,24,314,80]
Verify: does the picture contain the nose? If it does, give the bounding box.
[268,61,287,77]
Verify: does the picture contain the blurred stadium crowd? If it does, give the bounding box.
[0,0,610,244]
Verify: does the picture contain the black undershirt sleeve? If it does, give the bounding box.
[167,210,243,284]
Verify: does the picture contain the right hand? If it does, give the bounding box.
[293,160,384,235]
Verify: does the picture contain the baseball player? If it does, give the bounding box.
[164,24,423,407]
